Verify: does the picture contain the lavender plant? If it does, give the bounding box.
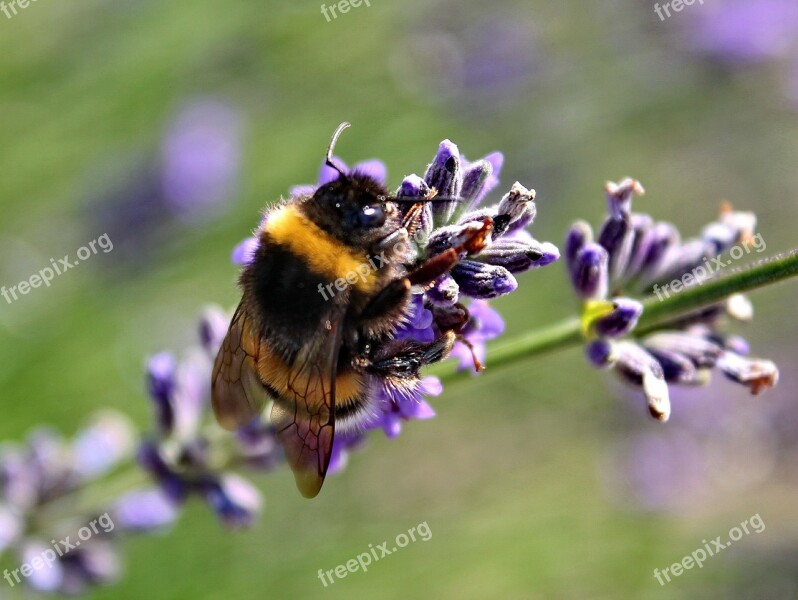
[566,179,778,422]
[2,143,797,596]
[688,0,798,107]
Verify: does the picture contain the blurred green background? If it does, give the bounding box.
[1,0,798,598]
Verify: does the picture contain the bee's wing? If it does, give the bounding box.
[211,303,269,431]
[270,310,345,499]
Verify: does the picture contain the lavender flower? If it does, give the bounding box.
[160,98,243,220]
[690,0,798,65]
[568,179,778,422]
[0,414,136,594]
[136,307,282,530]
[88,97,243,266]
[688,0,798,107]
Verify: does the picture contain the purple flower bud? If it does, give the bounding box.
[27,429,71,499]
[452,260,517,299]
[350,159,387,184]
[564,220,593,272]
[201,474,263,529]
[147,352,177,433]
[198,305,230,355]
[395,175,434,238]
[397,174,430,198]
[460,159,492,208]
[137,442,187,503]
[701,221,740,255]
[638,222,680,282]
[115,487,179,531]
[623,213,654,282]
[586,339,614,367]
[642,332,725,368]
[723,334,751,356]
[72,411,136,480]
[645,347,703,385]
[427,274,460,306]
[462,152,503,210]
[593,298,643,338]
[654,239,716,286]
[0,447,38,509]
[496,182,536,236]
[716,351,779,395]
[571,243,609,300]
[66,542,121,593]
[424,140,463,223]
[597,212,633,282]
[318,155,348,185]
[480,238,559,273]
[611,342,670,422]
[22,540,65,592]
[605,178,644,218]
[231,236,259,266]
[485,151,504,177]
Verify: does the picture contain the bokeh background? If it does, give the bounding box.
[1,0,798,598]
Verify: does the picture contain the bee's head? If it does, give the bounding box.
[311,172,397,241]
[308,122,399,246]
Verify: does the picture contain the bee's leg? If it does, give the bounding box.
[359,332,456,383]
[360,216,494,324]
[407,216,493,286]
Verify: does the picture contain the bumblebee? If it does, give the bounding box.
[212,123,491,498]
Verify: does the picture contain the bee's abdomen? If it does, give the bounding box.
[256,341,368,408]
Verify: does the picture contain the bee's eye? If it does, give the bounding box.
[357,204,386,228]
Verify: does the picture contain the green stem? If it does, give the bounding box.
[430,249,798,385]
[636,248,798,330]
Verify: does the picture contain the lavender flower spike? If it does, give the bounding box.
[567,178,779,422]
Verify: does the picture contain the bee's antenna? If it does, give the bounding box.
[325,122,351,179]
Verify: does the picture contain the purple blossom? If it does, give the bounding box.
[690,0,798,65]
[114,488,178,532]
[567,179,779,421]
[137,306,274,529]
[161,98,243,220]
[86,97,244,267]
[0,413,136,595]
